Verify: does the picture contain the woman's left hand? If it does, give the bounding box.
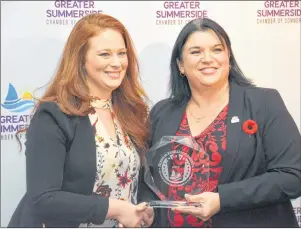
[172,192,221,221]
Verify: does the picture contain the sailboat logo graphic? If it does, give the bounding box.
[1,83,34,113]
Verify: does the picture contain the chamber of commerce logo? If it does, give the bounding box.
[1,83,34,113]
[257,0,301,24]
[156,1,208,26]
[158,150,194,186]
[1,84,34,141]
[46,0,103,26]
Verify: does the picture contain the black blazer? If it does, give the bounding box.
[138,82,301,227]
[8,102,110,227]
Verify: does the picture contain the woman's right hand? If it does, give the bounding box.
[107,199,144,227]
[117,202,154,228]
[135,202,154,227]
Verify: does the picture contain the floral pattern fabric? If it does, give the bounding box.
[81,99,140,228]
[167,105,228,228]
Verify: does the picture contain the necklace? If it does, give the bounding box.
[188,106,206,123]
[188,95,229,123]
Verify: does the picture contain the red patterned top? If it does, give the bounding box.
[167,105,228,228]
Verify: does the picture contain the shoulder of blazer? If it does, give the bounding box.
[236,85,279,108]
[243,85,278,97]
[243,85,283,110]
[149,98,177,121]
[239,85,286,132]
[29,101,79,148]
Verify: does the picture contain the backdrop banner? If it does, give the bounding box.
[1,1,300,227]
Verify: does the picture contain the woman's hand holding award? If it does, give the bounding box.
[143,136,210,209]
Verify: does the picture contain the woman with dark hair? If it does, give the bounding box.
[8,13,154,228]
[138,18,301,227]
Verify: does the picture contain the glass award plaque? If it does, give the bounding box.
[143,136,210,208]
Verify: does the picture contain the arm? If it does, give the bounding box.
[218,89,301,213]
[138,99,170,202]
[25,104,123,224]
[137,101,170,227]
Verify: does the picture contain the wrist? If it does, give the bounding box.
[107,199,124,220]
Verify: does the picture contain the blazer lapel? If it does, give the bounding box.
[219,83,245,184]
[75,116,97,193]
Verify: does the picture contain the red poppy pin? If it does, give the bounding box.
[242,119,258,135]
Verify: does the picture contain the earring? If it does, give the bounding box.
[180,72,185,77]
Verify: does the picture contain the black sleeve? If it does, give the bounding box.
[218,89,301,213]
[138,100,170,227]
[25,102,109,224]
[138,100,167,200]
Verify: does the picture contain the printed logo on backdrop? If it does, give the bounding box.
[156,1,208,26]
[46,0,103,26]
[257,0,301,24]
[1,84,34,141]
[293,205,301,227]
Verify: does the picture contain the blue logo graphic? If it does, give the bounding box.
[1,83,35,113]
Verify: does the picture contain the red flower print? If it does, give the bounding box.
[167,104,227,227]
[169,186,177,194]
[192,182,197,189]
[89,107,96,114]
[200,178,218,192]
[178,185,184,191]
[186,215,202,227]
[168,210,184,227]
[182,145,190,154]
[118,171,131,188]
[211,152,222,166]
[184,185,192,193]
[242,119,258,135]
[207,141,218,152]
